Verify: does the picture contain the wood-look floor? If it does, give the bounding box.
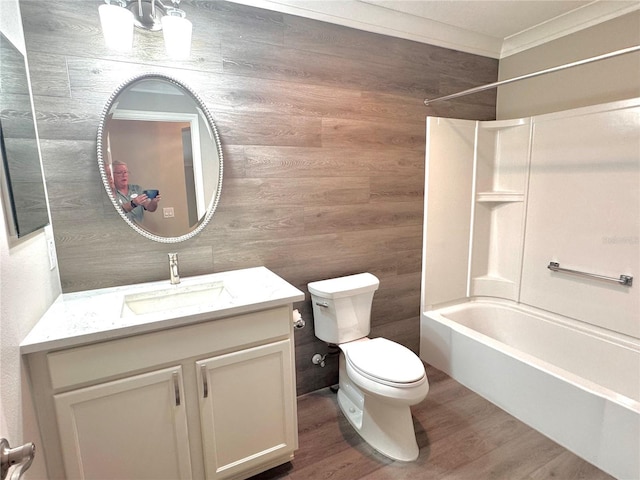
[251,365,613,480]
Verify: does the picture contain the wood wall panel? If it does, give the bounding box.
[37,140,97,183]
[283,14,497,83]
[222,39,443,97]
[320,117,425,148]
[370,175,424,203]
[244,147,373,177]
[303,202,423,235]
[221,177,371,207]
[21,0,497,395]
[215,111,323,146]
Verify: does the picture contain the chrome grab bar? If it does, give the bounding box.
[547,262,633,286]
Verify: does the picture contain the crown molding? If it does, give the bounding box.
[226,0,503,58]
[501,1,640,58]
[224,0,640,59]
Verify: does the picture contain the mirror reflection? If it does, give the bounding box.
[0,32,49,237]
[98,74,223,243]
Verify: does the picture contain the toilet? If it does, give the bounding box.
[308,272,429,461]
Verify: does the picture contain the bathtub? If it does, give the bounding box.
[420,299,640,480]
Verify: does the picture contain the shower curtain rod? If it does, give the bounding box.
[423,44,640,106]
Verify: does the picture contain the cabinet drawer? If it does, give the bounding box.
[48,306,291,390]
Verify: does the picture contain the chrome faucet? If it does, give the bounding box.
[168,253,180,285]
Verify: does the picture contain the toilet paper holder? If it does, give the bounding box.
[1,439,35,480]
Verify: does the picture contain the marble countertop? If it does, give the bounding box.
[21,266,305,354]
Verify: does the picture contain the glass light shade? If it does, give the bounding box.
[162,15,192,59]
[99,3,134,51]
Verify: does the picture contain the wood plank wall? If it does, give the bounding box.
[21,0,497,394]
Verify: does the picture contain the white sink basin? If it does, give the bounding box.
[122,281,232,317]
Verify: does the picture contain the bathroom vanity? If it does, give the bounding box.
[21,267,304,480]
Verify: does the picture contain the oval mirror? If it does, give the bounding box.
[97,73,223,243]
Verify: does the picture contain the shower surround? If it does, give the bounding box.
[420,98,640,479]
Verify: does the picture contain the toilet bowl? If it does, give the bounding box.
[308,273,429,461]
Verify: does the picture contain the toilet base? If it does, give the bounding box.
[337,358,422,462]
[337,388,419,461]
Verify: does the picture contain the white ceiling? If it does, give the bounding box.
[227,0,640,58]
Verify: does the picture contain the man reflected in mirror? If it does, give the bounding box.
[112,161,161,223]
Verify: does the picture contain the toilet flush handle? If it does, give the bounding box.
[315,302,329,308]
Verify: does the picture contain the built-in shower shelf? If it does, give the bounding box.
[476,191,524,203]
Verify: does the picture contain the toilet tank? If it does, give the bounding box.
[308,273,380,344]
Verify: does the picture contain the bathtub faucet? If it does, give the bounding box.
[168,253,180,285]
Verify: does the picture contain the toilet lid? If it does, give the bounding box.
[345,338,425,385]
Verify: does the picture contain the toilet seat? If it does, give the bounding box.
[344,338,426,388]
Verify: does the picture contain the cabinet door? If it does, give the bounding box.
[54,366,193,479]
[198,340,297,479]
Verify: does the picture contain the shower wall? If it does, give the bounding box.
[520,100,639,338]
[423,99,640,340]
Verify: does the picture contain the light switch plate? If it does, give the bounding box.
[47,238,57,270]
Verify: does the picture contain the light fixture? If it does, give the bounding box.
[98,0,134,52]
[162,5,192,59]
[99,0,192,59]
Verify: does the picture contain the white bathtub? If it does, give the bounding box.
[420,299,640,480]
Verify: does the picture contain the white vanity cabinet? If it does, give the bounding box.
[198,339,296,479]
[54,366,193,479]
[24,303,299,480]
